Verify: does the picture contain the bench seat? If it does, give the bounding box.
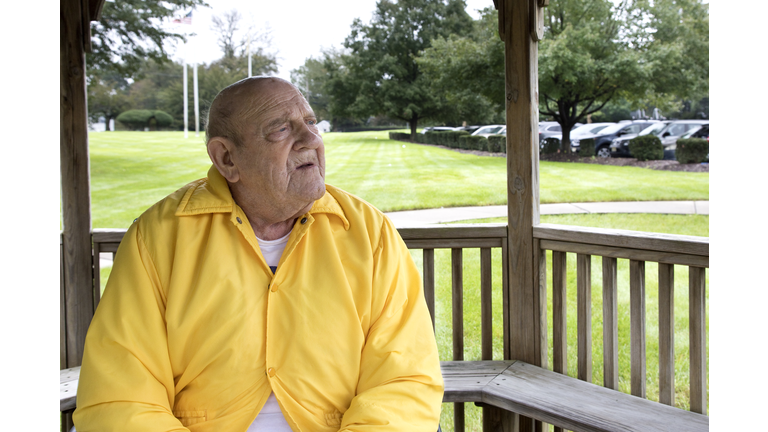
[62,360,709,431]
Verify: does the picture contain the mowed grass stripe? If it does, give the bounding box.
[88,131,709,228]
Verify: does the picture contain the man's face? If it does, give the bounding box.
[230,81,326,217]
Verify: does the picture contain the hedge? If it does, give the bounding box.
[487,134,506,153]
[388,132,411,141]
[675,138,709,164]
[116,109,174,130]
[459,135,488,151]
[628,135,663,161]
[541,137,561,154]
[578,138,596,157]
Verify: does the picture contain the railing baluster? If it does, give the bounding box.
[480,248,493,360]
[502,241,510,361]
[577,254,592,383]
[423,248,436,330]
[602,257,619,390]
[689,266,707,415]
[658,263,675,406]
[552,251,567,376]
[630,260,646,398]
[451,248,464,432]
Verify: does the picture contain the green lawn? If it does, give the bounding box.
[88,131,709,228]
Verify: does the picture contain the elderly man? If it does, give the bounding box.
[73,77,444,431]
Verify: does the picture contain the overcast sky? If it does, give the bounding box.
[170,0,496,80]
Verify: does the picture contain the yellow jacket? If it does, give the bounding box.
[74,166,443,432]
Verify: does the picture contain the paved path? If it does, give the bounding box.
[384,200,709,228]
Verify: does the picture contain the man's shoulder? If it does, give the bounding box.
[322,184,387,225]
[132,177,213,231]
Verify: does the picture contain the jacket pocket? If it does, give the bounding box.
[173,410,207,427]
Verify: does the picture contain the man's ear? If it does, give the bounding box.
[207,137,240,183]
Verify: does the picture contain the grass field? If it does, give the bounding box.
[88,131,709,228]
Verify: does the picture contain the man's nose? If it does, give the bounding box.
[294,122,323,150]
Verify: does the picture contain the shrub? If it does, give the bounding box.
[541,137,561,154]
[487,134,506,153]
[578,138,595,157]
[459,135,487,151]
[424,131,441,145]
[675,138,709,164]
[443,130,470,148]
[116,109,174,131]
[389,132,411,141]
[628,135,663,161]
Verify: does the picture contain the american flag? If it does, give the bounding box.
[173,11,192,24]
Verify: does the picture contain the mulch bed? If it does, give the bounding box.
[408,141,709,173]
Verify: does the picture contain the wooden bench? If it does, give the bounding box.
[62,360,708,431]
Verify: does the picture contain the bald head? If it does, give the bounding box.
[205,76,302,147]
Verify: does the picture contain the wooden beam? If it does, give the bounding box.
[61,0,94,368]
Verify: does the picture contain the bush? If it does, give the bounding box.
[116,109,174,131]
[442,130,470,148]
[458,135,487,151]
[389,132,410,141]
[578,138,595,157]
[487,134,506,153]
[675,138,709,164]
[541,137,561,154]
[628,135,663,161]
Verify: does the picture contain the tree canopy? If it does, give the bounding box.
[324,0,474,138]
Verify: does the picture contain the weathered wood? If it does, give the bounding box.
[630,260,646,398]
[60,240,67,370]
[501,241,511,361]
[539,239,709,268]
[404,238,504,250]
[577,254,592,383]
[658,263,675,406]
[423,248,436,330]
[602,257,619,390]
[481,248,493,360]
[92,228,128,244]
[451,248,465,432]
[60,367,81,411]
[552,251,567,376]
[478,361,709,432]
[535,238,547,370]
[61,0,95,369]
[534,224,709,257]
[398,224,508,240]
[689,267,707,415]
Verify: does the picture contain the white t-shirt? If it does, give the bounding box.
[248,231,293,431]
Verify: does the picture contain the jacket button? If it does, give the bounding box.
[270,284,278,293]
[267,367,276,377]
[300,217,308,224]
[236,217,242,224]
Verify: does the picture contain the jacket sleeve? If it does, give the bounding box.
[339,217,444,431]
[73,223,188,432]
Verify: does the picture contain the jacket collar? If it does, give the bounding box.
[175,165,349,229]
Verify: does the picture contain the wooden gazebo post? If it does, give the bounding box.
[497,0,547,431]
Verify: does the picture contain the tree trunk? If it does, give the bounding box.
[106,116,113,131]
[560,126,571,153]
[409,119,418,141]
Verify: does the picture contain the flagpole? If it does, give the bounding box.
[183,60,188,139]
[248,33,252,77]
[193,63,200,137]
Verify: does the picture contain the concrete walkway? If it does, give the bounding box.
[384,200,709,228]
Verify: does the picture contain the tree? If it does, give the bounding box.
[417,7,506,126]
[538,0,650,152]
[87,0,208,79]
[87,71,130,131]
[291,55,333,123]
[326,0,474,139]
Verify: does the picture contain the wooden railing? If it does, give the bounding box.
[78,223,708,431]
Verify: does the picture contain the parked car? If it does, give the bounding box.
[538,121,584,143]
[609,121,671,157]
[472,125,506,137]
[656,120,709,159]
[571,120,661,158]
[547,122,616,149]
[454,125,482,134]
[421,126,460,134]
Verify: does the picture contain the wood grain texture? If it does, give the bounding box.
[61,0,94,369]
[92,228,128,243]
[423,248,436,330]
[552,251,567,376]
[535,238,547,370]
[539,239,708,268]
[60,367,81,411]
[602,257,619,390]
[658,263,675,406]
[534,224,709,257]
[577,254,592,383]
[630,260,646,398]
[501,241,511,361]
[451,248,465,432]
[404,238,503,250]
[60,241,67,370]
[398,224,508,240]
[481,248,493,360]
[689,267,707,415]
